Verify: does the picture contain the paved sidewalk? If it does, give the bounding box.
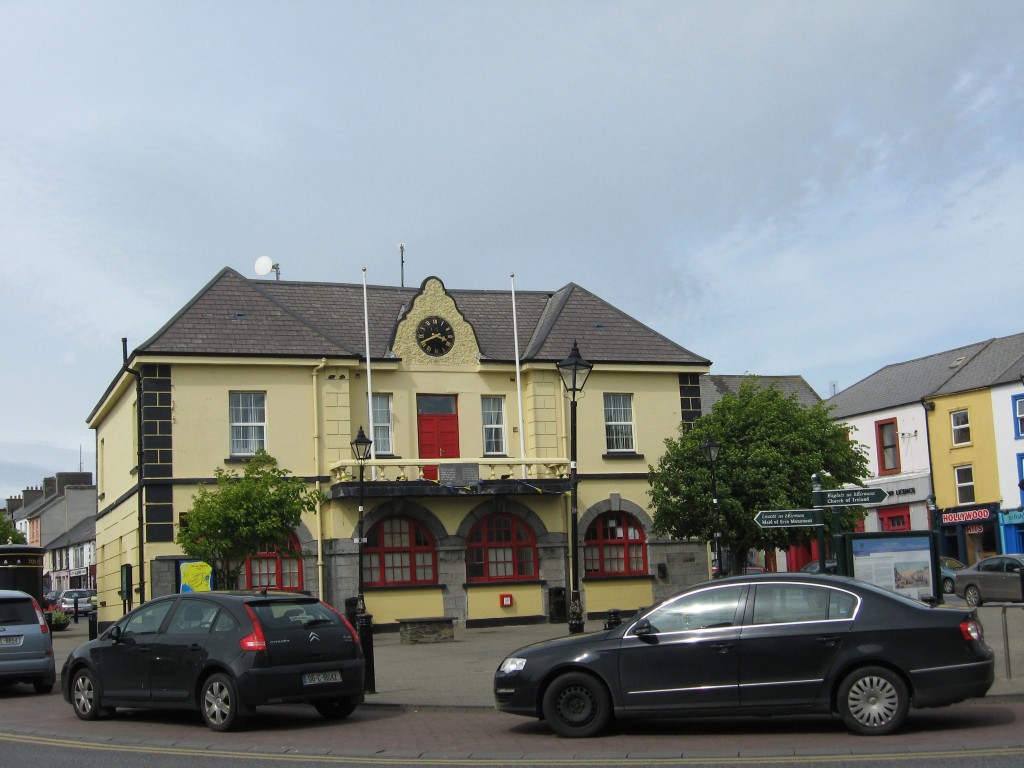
[50,603,1024,710]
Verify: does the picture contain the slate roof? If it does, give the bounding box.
[700,375,821,414]
[134,268,711,367]
[43,515,95,550]
[826,332,1024,419]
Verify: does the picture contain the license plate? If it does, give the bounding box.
[0,636,22,646]
[302,670,341,685]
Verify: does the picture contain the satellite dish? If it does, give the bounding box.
[254,256,274,276]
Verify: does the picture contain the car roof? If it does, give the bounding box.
[0,589,34,600]
[158,590,318,602]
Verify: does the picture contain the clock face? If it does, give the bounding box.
[416,316,455,357]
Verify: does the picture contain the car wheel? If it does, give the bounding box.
[541,671,612,738]
[964,585,982,606]
[942,577,955,595]
[200,672,243,732]
[837,666,909,736]
[70,667,102,721]
[315,697,358,720]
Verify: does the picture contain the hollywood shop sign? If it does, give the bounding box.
[941,509,992,525]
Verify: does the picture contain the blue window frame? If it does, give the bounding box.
[1013,394,1024,440]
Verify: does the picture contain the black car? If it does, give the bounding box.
[61,591,364,731]
[494,574,993,737]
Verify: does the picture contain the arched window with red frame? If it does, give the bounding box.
[466,513,538,582]
[584,511,648,577]
[237,534,303,591]
[364,516,437,586]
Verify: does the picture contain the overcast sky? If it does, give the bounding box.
[2,2,1022,504]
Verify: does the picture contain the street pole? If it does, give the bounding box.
[567,392,583,633]
[557,341,592,635]
[701,437,722,576]
[351,426,375,692]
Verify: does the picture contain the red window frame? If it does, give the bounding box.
[878,505,910,532]
[875,417,901,475]
[584,512,648,577]
[364,516,437,586]
[238,534,303,591]
[466,513,538,582]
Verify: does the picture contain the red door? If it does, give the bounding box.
[417,395,459,481]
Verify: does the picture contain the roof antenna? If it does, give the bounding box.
[254,256,281,280]
[399,243,405,288]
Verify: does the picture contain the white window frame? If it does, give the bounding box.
[372,393,393,454]
[481,396,506,455]
[951,409,971,446]
[229,392,266,456]
[955,464,975,505]
[603,393,636,453]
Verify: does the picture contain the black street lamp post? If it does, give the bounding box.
[351,425,375,692]
[557,340,593,634]
[352,426,373,610]
[700,437,722,577]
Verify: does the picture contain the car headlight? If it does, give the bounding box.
[499,657,527,674]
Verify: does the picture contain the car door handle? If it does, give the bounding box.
[710,642,735,653]
[188,643,203,652]
[817,635,841,645]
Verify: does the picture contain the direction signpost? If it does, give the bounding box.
[754,509,821,528]
[812,487,889,508]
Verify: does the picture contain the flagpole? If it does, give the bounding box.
[362,267,377,475]
[511,274,527,479]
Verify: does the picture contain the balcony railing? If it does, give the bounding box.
[329,456,570,484]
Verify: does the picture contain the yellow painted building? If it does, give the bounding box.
[88,269,711,628]
[925,388,1001,564]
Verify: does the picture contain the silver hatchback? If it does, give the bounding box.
[0,589,56,693]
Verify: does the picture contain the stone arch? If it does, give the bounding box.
[456,497,550,540]
[362,498,448,544]
[579,493,653,543]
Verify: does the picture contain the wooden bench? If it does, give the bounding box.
[396,616,456,644]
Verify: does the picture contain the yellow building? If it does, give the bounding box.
[925,387,1001,564]
[87,269,711,628]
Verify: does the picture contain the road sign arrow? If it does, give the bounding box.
[812,487,890,507]
[754,509,821,528]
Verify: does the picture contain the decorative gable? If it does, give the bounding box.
[392,277,481,365]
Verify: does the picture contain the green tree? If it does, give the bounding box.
[1,513,26,544]
[649,377,869,575]
[176,450,323,589]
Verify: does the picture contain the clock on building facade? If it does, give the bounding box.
[416,315,456,356]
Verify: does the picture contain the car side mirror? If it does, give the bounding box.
[633,618,655,636]
[108,625,123,643]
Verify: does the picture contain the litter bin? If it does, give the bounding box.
[548,587,566,623]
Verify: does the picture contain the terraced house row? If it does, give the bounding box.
[826,332,1024,567]
[87,268,713,628]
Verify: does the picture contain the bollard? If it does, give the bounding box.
[73,600,79,624]
[88,611,98,640]
[358,612,376,694]
[604,608,622,630]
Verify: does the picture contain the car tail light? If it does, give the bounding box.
[30,597,50,635]
[240,605,267,651]
[960,618,983,642]
[320,600,361,645]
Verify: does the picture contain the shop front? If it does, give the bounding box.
[998,508,1024,555]
[938,502,1001,566]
